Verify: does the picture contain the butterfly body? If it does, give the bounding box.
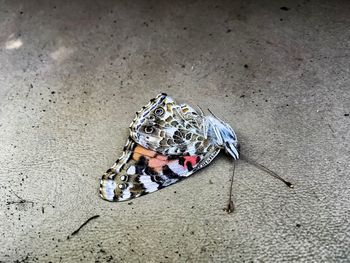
[100,93,239,202]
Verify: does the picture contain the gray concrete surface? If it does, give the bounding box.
[1,0,349,262]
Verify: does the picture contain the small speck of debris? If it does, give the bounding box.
[344,113,349,116]
[280,7,290,11]
[51,91,55,94]
[68,215,100,238]
[244,64,248,68]
[226,29,232,33]
[20,11,24,15]
[181,65,185,68]
[240,94,245,98]
[296,223,301,227]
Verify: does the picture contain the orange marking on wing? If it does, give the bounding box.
[132,152,142,161]
[134,145,157,157]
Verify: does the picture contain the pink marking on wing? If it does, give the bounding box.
[156,154,168,161]
[149,158,168,168]
[183,156,199,167]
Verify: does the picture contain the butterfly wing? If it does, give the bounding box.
[100,138,220,202]
[129,93,213,156]
[100,93,226,202]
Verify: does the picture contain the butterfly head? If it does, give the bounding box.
[204,115,239,160]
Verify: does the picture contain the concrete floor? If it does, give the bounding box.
[1,0,349,262]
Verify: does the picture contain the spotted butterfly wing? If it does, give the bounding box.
[100,139,220,201]
[129,93,208,155]
[99,93,238,202]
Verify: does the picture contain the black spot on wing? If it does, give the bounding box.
[131,177,146,193]
[145,165,157,175]
[151,175,163,183]
[163,165,180,179]
[130,191,136,199]
[186,162,193,171]
[174,137,184,144]
[135,156,147,174]
[178,144,187,153]
[178,156,185,166]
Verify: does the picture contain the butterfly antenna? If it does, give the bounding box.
[196,105,205,117]
[224,162,235,214]
[207,108,220,119]
[240,153,294,188]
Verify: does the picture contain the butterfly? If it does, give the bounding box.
[99,93,240,202]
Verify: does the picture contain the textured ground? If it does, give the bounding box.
[0,0,349,262]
